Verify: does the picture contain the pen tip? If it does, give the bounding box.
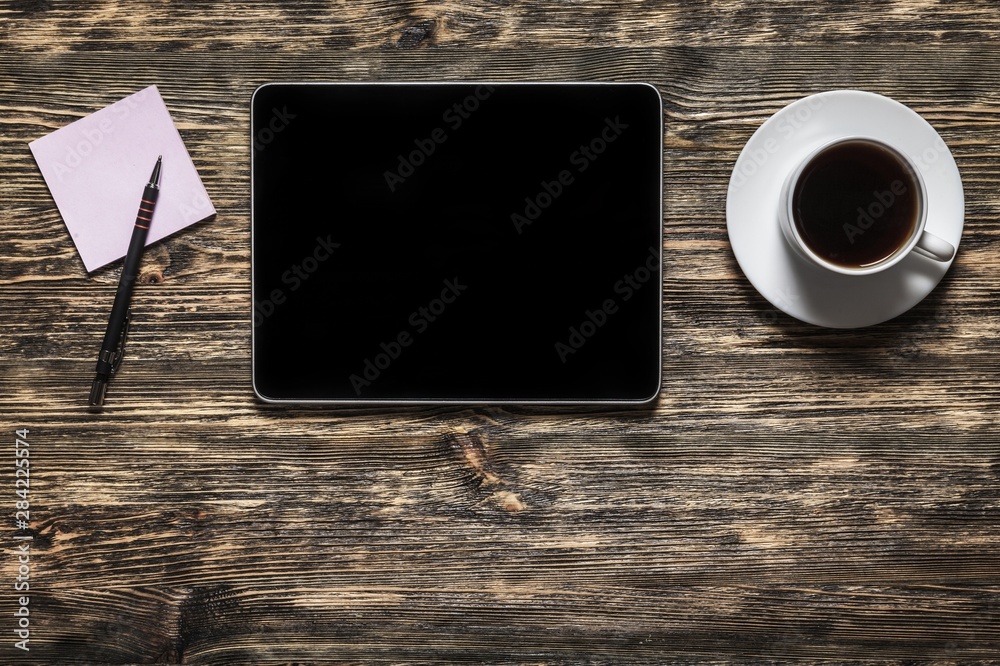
[149,155,162,188]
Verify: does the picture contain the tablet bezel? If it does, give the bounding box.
[251,81,663,406]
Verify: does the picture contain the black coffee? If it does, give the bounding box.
[792,140,920,268]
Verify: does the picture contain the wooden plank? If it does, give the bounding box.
[3,2,1000,51]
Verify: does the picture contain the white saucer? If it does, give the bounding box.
[726,90,965,328]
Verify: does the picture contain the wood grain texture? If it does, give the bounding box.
[2,0,1000,50]
[1,8,999,665]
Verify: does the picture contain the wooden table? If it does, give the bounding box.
[2,2,998,662]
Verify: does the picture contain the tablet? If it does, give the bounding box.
[252,82,662,404]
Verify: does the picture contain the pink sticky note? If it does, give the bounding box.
[29,85,215,272]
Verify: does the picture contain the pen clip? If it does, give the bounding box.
[110,307,132,375]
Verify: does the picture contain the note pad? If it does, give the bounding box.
[29,85,215,272]
[252,82,663,404]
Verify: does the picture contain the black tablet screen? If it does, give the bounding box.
[252,83,662,403]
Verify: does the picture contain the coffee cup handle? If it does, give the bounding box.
[912,230,955,263]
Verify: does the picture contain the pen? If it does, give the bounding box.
[89,156,161,408]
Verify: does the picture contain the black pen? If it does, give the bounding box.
[89,156,162,408]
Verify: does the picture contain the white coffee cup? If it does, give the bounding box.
[778,136,955,276]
